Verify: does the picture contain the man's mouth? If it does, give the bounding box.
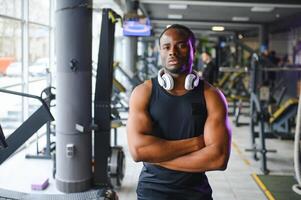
[168,59,179,65]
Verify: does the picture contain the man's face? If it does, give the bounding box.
[159,28,194,74]
[201,53,209,63]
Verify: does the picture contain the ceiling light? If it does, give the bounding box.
[212,26,224,32]
[232,16,250,22]
[251,6,274,12]
[168,4,188,10]
[167,14,183,19]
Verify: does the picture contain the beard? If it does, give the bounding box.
[166,66,184,74]
[165,62,192,75]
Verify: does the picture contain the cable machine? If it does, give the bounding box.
[94,8,125,188]
[247,54,301,174]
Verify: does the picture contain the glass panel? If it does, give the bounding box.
[28,23,50,144]
[0,18,22,138]
[28,24,50,123]
[0,18,22,80]
[29,0,50,25]
[28,23,49,81]
[0,0,21,19]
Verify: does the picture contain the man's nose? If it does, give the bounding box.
[168,46,178,56]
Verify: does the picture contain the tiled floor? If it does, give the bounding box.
[0,114,297,199]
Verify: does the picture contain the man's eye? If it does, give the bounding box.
[178,43,188,49]
[163,46,169,50]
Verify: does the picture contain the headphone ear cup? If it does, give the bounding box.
[157,69,174,90]
[162,73,174,90]
[157,69,165,87]
[184,73,196,90]
[184,70,200,90]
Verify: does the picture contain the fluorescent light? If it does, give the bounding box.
[251,6,274,12]
[232,16,250,22]
[167,14,183,19]
[168,4,187,9]
[212,26,225,31]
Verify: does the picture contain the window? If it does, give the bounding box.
[0,0,21,19]
[29,0,50,25]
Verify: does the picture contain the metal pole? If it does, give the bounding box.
[249,54,259,160]
[293,84,301,193]
[55,0,92,193]
[122,0,138,77]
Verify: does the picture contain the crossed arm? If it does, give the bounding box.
[126,81,231,172]
[126,80,204,163]
[156,85,231,172]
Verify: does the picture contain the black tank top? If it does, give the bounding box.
[149,77,207,140]
[138,77,212,198]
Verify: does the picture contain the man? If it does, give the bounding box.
[201,51,219,85]
[127,24,231,200]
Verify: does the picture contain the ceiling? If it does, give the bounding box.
[112,0,301,38]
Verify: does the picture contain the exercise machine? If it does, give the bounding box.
[247,54,301,174]
[218,67,250,126]
[0,88,54,164]
[25,86,56,160]
[0,124,8,149]
[93,8,125,189]
[0,187,118,200]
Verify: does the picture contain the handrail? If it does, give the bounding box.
[219,66,301,73]
[0,88,48,109]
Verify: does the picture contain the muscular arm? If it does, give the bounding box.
[156,84,231,172]
[127,81,204,163]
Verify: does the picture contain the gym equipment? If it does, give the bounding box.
[112,78,129,113]
[157,69,200,91]
[247,54,300,174]
[292,82,301,195]
[113,62,142,87]
[218,68,250,125]
[137,49,160,81]
[31,177,49,190]
[269,98,299,134]
[108,120,125,188]
[109,146,125,187]
[0,124,8,148]
[0,88,54,164]
[0,187,118,200]
[94,8,125,188]
[26,86,56,160]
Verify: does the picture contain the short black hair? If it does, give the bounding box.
[159,24,196,49]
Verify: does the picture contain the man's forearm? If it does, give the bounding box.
[155,144,229,172]
[131,135,204,163]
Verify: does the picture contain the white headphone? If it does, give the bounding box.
[157,69,200,91]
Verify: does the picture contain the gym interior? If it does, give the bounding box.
[0,0,301,199]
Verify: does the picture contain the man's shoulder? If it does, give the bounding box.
[136,79,152,91]
[203,82,226,102]
[131,79,153,98]
[129,80,154,107]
